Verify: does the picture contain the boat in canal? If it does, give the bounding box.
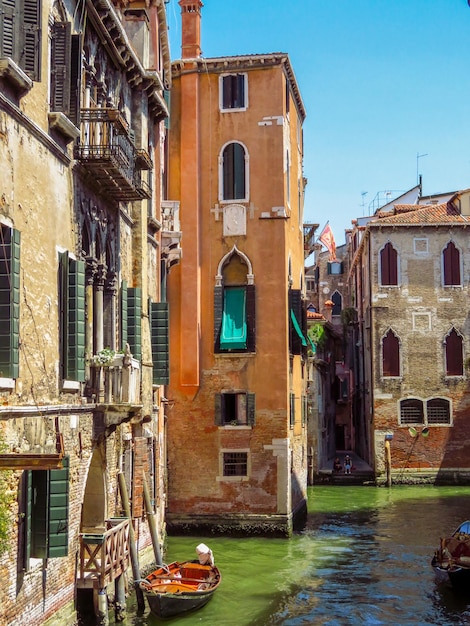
[139,544,221,618]
[431,520,470,587]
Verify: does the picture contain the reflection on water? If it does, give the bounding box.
[103,486,470,626]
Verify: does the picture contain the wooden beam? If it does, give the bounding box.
[0,454,64,470]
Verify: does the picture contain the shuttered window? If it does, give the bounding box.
[445,328,463,376]
[382,330,400,377]
[222,143,246,201]
[221,73,246,110]
[0,225,20,379]
[59,252,85,382]
[220,287,247,350]
[443,242,461,286]
[331,290,342,316]
[0,0,41,81]
[50,22,81,126]
[215,284,255,353]
[120,280,128,350]
[27,457,70,559]
[380,242,398,286]
[127,287,142,362]
[290,392,295,428]
[289,289,307,356]
[215,392,255,426]
[150,300,169,385]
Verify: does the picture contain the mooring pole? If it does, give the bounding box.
[118,472,145,611]
[143,471,163,566]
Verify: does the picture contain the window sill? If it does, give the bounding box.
[48,112,80,142]
[216,475,249,482]
[219,424,251,430]
[0,58,32,94]
[61,380,81,392]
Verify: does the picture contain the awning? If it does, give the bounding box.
[290,309,307,346]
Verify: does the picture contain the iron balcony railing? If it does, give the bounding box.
[74,108,152,201]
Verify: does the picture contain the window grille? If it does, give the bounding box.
[223,452,248,477]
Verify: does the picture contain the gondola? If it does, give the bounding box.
[139,545,221,618]
[431,520,470,587]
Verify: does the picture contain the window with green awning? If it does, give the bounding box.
[220,287,247,350]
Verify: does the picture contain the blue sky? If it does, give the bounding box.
[166,0,470,245]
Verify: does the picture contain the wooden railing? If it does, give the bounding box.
[79,518,130,588]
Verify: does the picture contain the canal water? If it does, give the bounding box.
[102,486,470,626]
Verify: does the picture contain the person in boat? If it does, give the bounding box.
[333,457,342,472]
[344,455,352,474]
[196,543,214,566]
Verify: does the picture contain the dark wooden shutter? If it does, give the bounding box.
[22,0,41,80]
[222,75,232,109]
[233,143,245,199]
[289,289,303,355]
[127,287,142,361]
[247,392,255,426]
[31,469,48,558]
[120,280,128,350]
[290,392,295,427]
[381,243,397,286]
[0,0,16,59]
[223,144,234,200]
[214,393,223,426]
[446,329,463,376]
[0,226,20,379]
[69,33,81,126]
[234,74,245,108]
[68,259,85,381]
[246,284,256,352]
[24,470,32,568]
[444,242,460,286]
[214,285,223,351]
[50,22,71,113]
[382,330,400,377]
[332,291,342,316]
[150,301,169,384]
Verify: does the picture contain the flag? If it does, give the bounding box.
[318,222,337,260]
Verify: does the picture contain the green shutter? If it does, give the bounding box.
[127,287,142,361]
[59,251,69,379]
[22,0,41,80]
[220,287,247,350]
[214,393,223,426]
[214,285,223,351]
[164,89,170,129]
[0,0,16,59]
[50,22,71,113]
[150,301,169,385]
[121,280,128,350]
[246,284,256,352]
[68,259,85,381]
[47,457,69,557]
[0,226,20,379]
[24,470,32,567]
[247,392,255,426]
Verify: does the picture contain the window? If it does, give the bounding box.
[214,284,255,353]
[0,0,41,81]
[331,291,342,317]
[223,451,248,477]
[23,457,70,562]
[127,287,142,362]
[382,330,400,377]
[289,289,307,356]
[221,143,246,201]
[0,225,20,379]
[399,398,451,426]
[380,242,398,286]
[59,252,85,382]
[445,328,463,376]
[150,300,169,385]
[220,73,246,110]
[290,392,295,428]
[50,22,82,126]
[215,392,255,426]
[443,241,461,286]
[327,261,343,275]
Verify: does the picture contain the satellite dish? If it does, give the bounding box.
[422,427,430,437]
[408,427,418,438]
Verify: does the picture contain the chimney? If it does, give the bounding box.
[179,0,203,59]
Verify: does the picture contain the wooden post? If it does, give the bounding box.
[118,472,145,610]
[385,440,392,488]
[143,471,163,566]
[114,575,126,622]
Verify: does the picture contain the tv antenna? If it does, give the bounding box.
[416,152,428,184]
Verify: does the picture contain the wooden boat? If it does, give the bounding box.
[431,520,470,587]
[139,560,221,618]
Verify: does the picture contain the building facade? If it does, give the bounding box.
[0,1,174,623]
[349,190,470,483]
[165,0,309,536]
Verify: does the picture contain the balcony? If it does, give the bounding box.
[304,223,319,259]
[78,518,130,589]
[74,108,152,201]
[161,200,182,268]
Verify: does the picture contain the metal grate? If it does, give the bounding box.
[223,452,247,477]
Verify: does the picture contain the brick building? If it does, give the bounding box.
[165,0,309,536]
[348,189,470,483]
[0,1,173,623]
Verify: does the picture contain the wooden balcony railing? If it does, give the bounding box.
[74,108,152,201]
[78,518,130,589]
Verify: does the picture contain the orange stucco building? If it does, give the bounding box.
[165,0,309,535]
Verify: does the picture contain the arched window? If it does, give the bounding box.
[445,328,463,376]
[222,143,246,201]
[380,242,398,286]
[331,291,342,316]
[443,242,461,286]
[382,329,400,377]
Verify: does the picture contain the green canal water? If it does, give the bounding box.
[103,485,470,625]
